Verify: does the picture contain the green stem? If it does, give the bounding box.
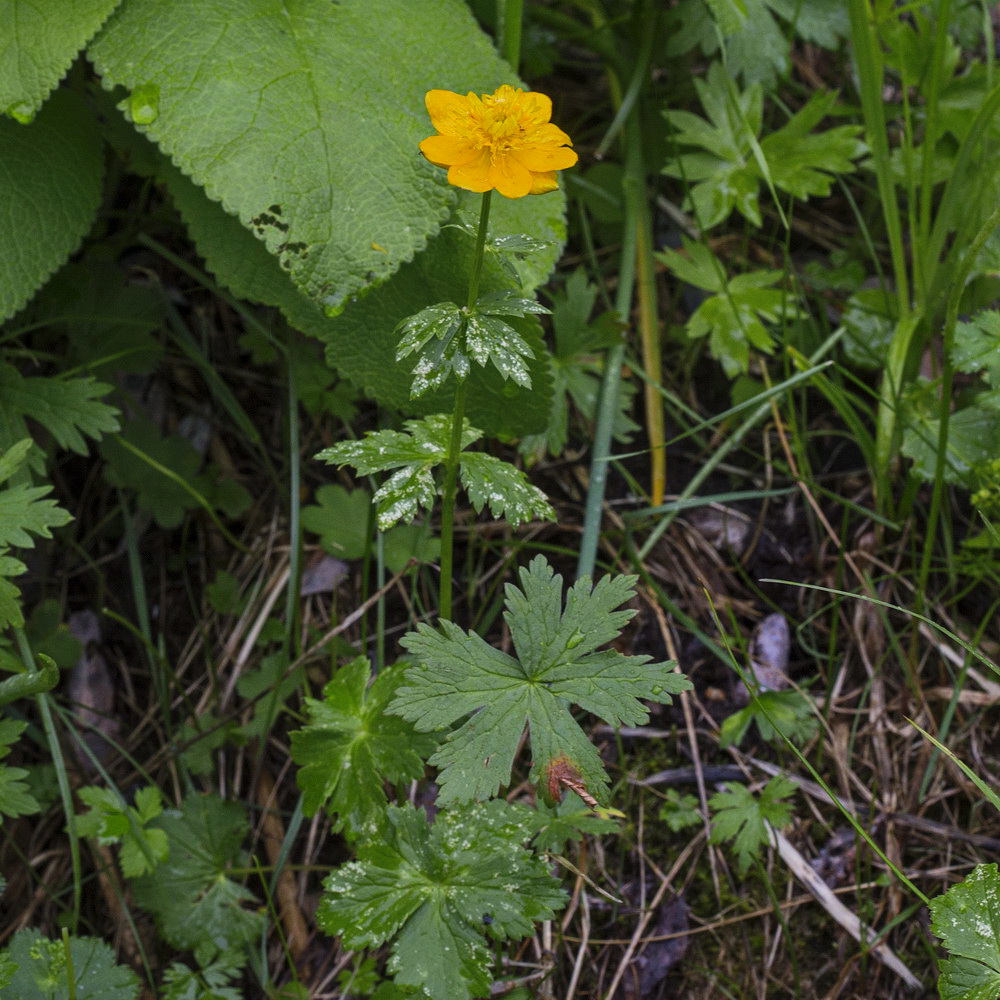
[62,928,78,1000]
[498,0,524,70]
[916,204,1000,602]
[15,627,82,930]
[439,380,468,621]
[466,190,492,310]
[576,69,645,579]
[440,191,493,619]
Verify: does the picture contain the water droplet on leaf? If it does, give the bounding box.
[323,289,348,317]
[129,83,160,125]
[5,101,35,124]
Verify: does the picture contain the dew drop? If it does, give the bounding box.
[5,101,35,124]
[129,83,160,125]
[323,289,348,317]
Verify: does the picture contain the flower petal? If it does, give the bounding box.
[513,145,579,172]
[489,154,533,199]
[424,89,469,132]
[521,91,553,123]
[419,134,478,167]
[448,150,493,192]
[531,123,573,146]
[527,171,559,195]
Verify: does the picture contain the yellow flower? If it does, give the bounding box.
[419,85,577,199]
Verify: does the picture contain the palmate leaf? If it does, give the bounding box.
[162,955,243,1000]
[709,776,797,874]
[719,689,819,748]
[318,801,566,1000]
[392,556,690,805]
[395,303,468,396]
[521,269,636,459]
[290,659,435,835]
[531,790,619,855]
[132,794,263,959]
[952,311,1000,385]
[760,92,866,200]
[395,293,545,398]
[76,785,169,878]
[318,416,553,531]
[930,864,1000,1000]
[902,395,1000,487]
[1,929,139,1000]
[663,64,863,229]
[0,556,28,631]
[0,719,40,822]
[464,314,534,387]
[301,484,440,573]
[0,440,72,632]
[0,440,73,547]
[459,453,553,526]
[657,238,793,376]
[0,366,119,476]
[318,415,476,531]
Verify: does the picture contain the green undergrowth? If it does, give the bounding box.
[1,1,999,999]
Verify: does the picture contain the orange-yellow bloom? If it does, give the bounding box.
[419,85,577,199]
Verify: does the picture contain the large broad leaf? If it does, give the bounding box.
[87,0,560,310]
[161,157,555,437]
[0,0,122,121]
[0,90,104,323]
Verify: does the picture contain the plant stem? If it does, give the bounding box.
[466,190,492,310]
[15,627,82,930]
[440,191,493,619]
[498,0,524,70]
[916,205,1000,603]
[577,12,651,579]
[439,380,468,621]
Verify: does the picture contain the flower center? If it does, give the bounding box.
[454,87,544,160]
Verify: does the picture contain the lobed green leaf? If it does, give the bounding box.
[318,801,565,1000]
[393,556,689,804]
[290,659,435,835]
[930,864,1000,1000]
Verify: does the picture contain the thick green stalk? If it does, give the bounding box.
[439,379,468,621]
[498,0,524,70]
[439,191,492,619]
[466,191,492,311]
[576,1,655,580]
[576,132,639,580]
